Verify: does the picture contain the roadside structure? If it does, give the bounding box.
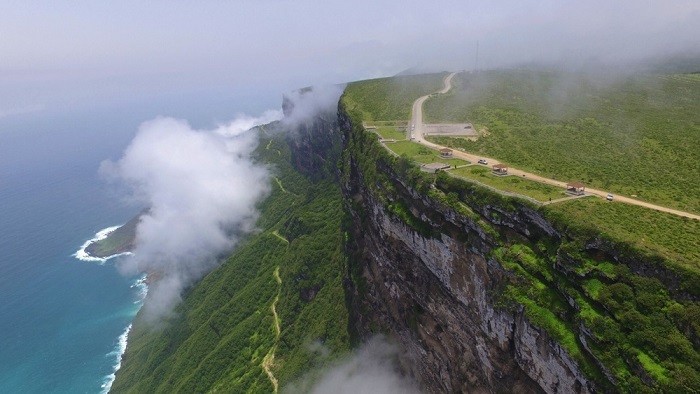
[566,182,586,196]
[439,148,453,158]
[492,163,508,175]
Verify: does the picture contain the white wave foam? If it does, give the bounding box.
[100,323,131,394]
[131,274,149,303]
[101,274,148,393]
[73,225,132,264]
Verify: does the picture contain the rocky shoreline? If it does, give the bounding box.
[84,212,142,258]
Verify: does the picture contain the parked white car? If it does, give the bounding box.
[606,194,614,201]
[478,159,488,165]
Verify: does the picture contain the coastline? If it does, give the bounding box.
[73,225,133,263]
[100,274,148,394]
[74,226,145,393]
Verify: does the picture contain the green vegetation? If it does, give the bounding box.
[340,73,700,392]
[374,126,407,140]
[450,166,565,202]
[389,141,440,163]
[545,197,700,275]
[385,140,469,166]
[343,72,447,121]
[424,70,700,214]
[494,236,700,393]
[85,212,141,257]
[111,125,350,393]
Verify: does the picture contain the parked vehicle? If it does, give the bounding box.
[478,159,488,165]
[607,194,614,201]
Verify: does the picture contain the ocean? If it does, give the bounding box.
[0,94,272,393]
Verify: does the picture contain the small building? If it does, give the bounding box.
[439,148,453,158]
[492,163,508,175]
[421,163,451,173]
[566,182,586,196]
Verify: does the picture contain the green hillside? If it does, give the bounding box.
[342,72,447,121]
[111,124,350,393]
[423,70,700,214]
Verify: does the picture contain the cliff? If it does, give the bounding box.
[339,109,590,393]
[337,97,700,393]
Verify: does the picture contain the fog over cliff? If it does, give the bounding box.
[285,337,423,394]
[101,111,280,321]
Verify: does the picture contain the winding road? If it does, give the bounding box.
[410,72,700,221]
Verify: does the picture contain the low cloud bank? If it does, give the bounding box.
[285,336,423,394]
[102,110,281,321]
[281,84,345,127]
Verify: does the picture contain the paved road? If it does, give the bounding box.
[410,72,700,221]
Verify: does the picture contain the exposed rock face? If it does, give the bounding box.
[344,187,592,393]
[338,111,594,394]
[282,86,343,181]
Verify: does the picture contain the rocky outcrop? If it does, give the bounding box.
[282,86,344,181]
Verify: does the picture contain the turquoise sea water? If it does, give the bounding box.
[0,95,272,393]
[0,107,145,393]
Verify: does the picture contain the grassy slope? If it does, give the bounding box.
[547,197,700,274]
[451,165,565,202]
[341,73,700,392]
[111,126,349,393]
[343,72,447,121]
[375,126,407,140]
[424,70,700,214]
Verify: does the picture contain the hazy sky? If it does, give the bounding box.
[1,0,699,114]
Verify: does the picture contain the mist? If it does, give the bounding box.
[284,336,423,394]
[282,84,346,127]
[101,110,281,320]
[3,1,698,119]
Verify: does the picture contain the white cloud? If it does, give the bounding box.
[101,111,279,320]
[285,337,423,394]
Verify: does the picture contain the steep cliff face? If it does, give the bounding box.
[346,191,594,393]
[282,87,344,181]
[339,110,593,392]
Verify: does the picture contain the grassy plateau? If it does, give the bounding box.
[424,70,700,214]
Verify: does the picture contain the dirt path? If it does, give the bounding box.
[262,266,282,393]
[410,73,700,221]
[271,267,281,336]
[271,230,289,245]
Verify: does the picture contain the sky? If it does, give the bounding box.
[1,0,699,116]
